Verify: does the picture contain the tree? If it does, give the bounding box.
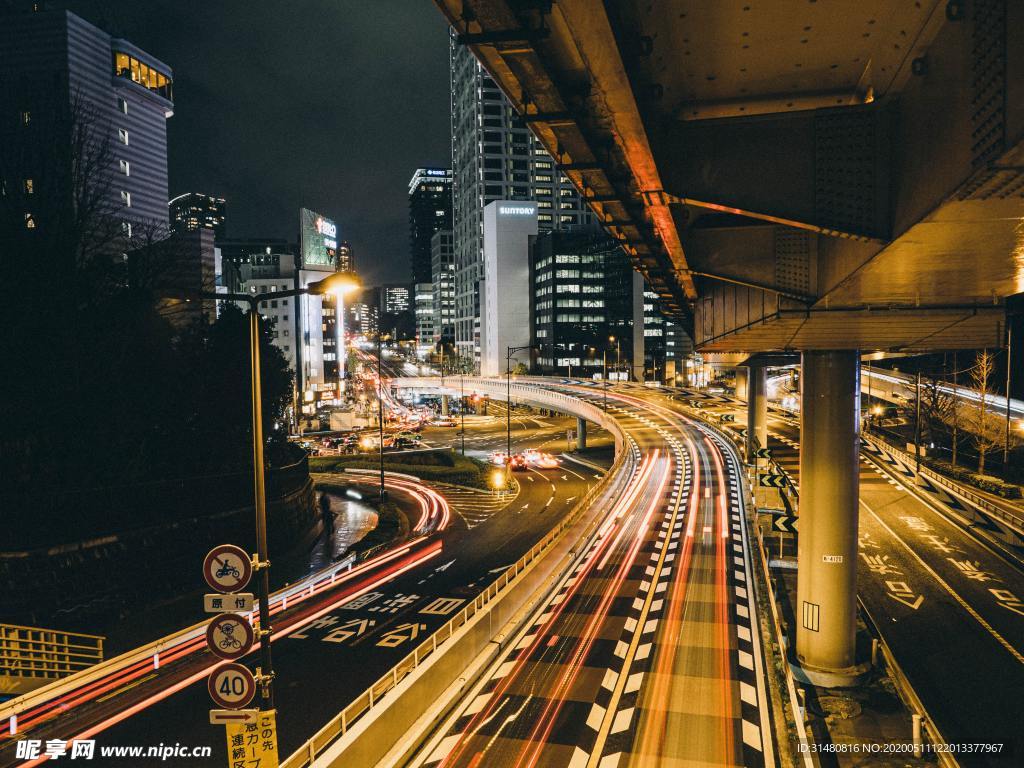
[957,350,1023,474]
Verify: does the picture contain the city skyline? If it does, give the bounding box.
[60,0,451,286]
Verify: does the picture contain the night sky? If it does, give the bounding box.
[65,0,452,285]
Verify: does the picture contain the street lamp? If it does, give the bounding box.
[506,345,532,459]
[376,331,391,500]
[316,273,360,401]
[161,269,358,714]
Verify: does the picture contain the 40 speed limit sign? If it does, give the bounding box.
[207,662,256,709]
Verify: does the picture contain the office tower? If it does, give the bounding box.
[414,282,435,355]
[530,228,685,382]
[449,37,593,367]
[479,201,537,377]
[169,192,226,239]
[431,230,455,344]
[409,168,452,284]
[1,7,173,242]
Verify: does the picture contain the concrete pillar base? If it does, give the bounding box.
[441,395,450,416]
[791,659,871,689]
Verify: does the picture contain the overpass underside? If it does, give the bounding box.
[434,0,1023,352]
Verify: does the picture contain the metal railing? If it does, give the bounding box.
[864,434,1024,537]
[282,383,631,768]
[0,624,104,690]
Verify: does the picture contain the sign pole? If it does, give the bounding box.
[248,308,275,712]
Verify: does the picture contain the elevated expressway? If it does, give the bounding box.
[392,377,778,768]
[432,0,1024,690]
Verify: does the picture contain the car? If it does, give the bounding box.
[431,418,457,427]
[489,451,508,466]
[534,452,560,469]
[509,453,528,471]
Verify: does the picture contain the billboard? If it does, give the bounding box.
[299,207,338,271]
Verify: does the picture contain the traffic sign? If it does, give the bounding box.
[225,709,278,768]
[207,662,256,709]
[758,473,789,488]
[209,708,258,725]
[754,447,773,459]
[206,613,255,661]
[203,544,252,593]
[720,413,736,422]
[771,515,799,533]
[204,593,255,614]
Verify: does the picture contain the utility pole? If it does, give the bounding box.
[1005,326,1013,469]
[915,370,922,474]
[378,332,386,500]
[603,349,608,411]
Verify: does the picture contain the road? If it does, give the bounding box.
[412,383,775,768]
[682,389,1024,766]
[1,411,595,767]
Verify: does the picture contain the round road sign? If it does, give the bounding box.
[206,613,255,661]
[203,544,252,593]
[207,662,256,709]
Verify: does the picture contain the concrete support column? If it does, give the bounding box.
[745,366,767,463]
[441,394,450,416]
[735,368,748,401]
[576,417,587,450]
[796,350,866,686]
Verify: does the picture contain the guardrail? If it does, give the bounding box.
[0,625,105,696]
[0,538,417,738]
[282,380,630,768]
[683,400,955,764]
[864,434,1024,538]
[857,600,957,768]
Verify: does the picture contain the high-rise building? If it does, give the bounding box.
[168,192,226,240]
[431,230,455,344]
[449,36,594,366]
[1,7,173,239]
[233,251,299,372]
[409,168,452,284]
[382,285,411,315]
[529,228,688,382]
[480,201,537,377]
[414,282,435,355]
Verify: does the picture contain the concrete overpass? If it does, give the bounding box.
[433,0,1023,691]
[433,0,1022,352]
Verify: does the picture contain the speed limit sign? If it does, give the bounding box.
[207,662,256,709]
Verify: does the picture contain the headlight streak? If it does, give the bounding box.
[437,451,658,768]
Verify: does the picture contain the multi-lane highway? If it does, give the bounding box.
[1,400,595,767]
[410,382,776,768]
[681,388,1024,765]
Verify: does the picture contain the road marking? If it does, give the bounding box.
[860,498,1024,665]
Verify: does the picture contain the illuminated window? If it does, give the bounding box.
[121,190,131,207]
[118,128,129,145]
[24,213,35,229]
[23,179,33,194]
[20,111,31,125]
[119,159,130,176]
[118,97,128,114]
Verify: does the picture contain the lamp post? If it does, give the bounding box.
[460,371,466,456]
[377,331,390,500]
[506,345,532,459]
[162,270,358,714]
[603,349,608,411]
[610,334,620,383]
